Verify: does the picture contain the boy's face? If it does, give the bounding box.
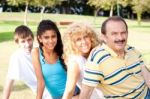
[18,35,33,53]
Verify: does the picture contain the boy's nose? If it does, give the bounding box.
[25,41,30,47]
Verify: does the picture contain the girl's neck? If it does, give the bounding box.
[42,47,55,55]
[42,47,58,64]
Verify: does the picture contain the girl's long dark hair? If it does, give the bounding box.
[37,20,66,70]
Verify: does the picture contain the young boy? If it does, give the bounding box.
[2,25,51,99]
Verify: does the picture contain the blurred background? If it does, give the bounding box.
[0,0,150,99]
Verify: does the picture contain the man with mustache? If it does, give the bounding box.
[79,16,150,99]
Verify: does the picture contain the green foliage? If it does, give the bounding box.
[35,0,62,7]
[131,0,150,13]
[7,0,35,6]
[118,0,131,7]
[87,0,110,10]
[87,0,130,16]
[131,0,150,25]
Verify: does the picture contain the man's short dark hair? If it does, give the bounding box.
[101,16,128,35]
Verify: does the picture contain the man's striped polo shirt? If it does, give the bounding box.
[83,44,149,99]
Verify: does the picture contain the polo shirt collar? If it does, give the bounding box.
[102,44,130,57]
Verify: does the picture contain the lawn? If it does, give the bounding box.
[0,12,150,99]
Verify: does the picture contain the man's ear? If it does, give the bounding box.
[100,34,106,43]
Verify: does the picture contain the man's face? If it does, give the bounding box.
[18,35,33,53]
[103,21,128,53]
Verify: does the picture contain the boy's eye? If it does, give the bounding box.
[20,40,25,43]
[27,38,33,42]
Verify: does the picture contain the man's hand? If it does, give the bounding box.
[79,84,94,99]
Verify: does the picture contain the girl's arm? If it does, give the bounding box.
[32,48,45,99]
[62,61,80,99]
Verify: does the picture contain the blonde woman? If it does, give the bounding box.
[62,22,104,99]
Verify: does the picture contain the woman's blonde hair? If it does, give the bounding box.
[63,22,100,60]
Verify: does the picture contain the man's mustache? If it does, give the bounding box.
[114,39,125,43]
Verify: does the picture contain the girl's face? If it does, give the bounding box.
[74,34,92,56]
[38,30,57,51]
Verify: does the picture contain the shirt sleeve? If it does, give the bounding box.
[7,54,21,80]
[135,49,150,71]
[82,50,104,87]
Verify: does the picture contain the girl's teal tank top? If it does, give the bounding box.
[39,48,67,98]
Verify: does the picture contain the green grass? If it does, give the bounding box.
[0,32,13,42]
[0,12,150,99]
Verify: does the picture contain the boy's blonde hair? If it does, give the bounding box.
[63,22,101,59]
[14,25,34,43]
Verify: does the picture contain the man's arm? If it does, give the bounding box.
[2,79,14,99]
[141,65,150,88]
[79,84,94,99]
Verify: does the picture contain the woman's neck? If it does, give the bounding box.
[82,53,90,59]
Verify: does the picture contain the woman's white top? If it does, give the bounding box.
[68,55,104,99]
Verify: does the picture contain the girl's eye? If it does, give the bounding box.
[44,36,49,39]
[51,35,56,38]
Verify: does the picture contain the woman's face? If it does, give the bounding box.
[38,30,57,51]
[74,33,92,56]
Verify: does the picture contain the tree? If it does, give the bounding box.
[35,0,62,20]
[117,0,131,16]
[0,0,5,10]
[88,0,117,17]
[103,0,117,17]
[0,0,6,3]
[87,0,106,23]
[131,0,150,25]
[7,0,35,25]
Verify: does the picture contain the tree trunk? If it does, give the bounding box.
[40,6,45,21]
[137,12,141,26]
[117,1,120,16]
[24,3,28,26]
[109,5,114,17]
[93,8,100,24]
